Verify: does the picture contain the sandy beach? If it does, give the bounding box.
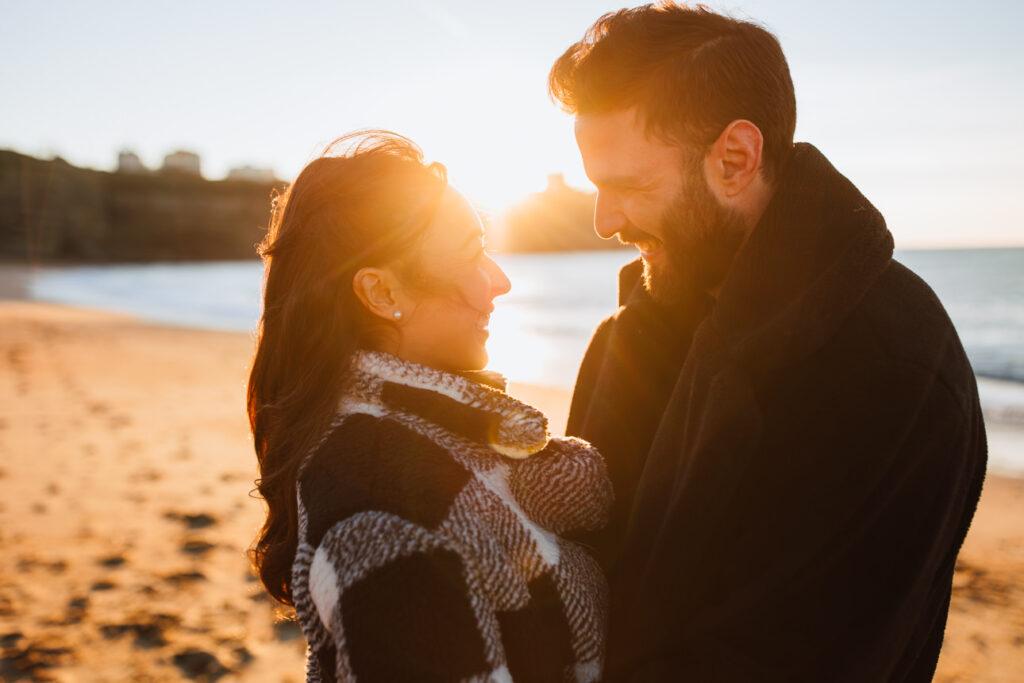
[0,300,1021,681]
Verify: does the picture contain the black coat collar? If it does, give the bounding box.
[710,142,894,376]
[613,143,895,379]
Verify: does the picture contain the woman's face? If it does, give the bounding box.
[394,186,511,372]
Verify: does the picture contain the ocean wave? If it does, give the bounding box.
[977,377,1024,426]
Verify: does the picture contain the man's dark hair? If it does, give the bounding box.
[549,2,796,183]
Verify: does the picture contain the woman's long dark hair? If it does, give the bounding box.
[248,131,447,604]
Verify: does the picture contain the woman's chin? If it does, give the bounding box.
[466,347,489,372]
[463,344,490,373]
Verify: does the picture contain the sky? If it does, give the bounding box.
[2,0,1022,247]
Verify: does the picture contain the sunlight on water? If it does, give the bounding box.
[486,304,555,386]
[486,251,636,387]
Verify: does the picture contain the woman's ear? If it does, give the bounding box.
[352,267,403,322]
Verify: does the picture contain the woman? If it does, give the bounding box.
[248,131,611,682]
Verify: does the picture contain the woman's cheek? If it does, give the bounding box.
[466,267,493,306]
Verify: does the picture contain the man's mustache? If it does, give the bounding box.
[616,227,659,247]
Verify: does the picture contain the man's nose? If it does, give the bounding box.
[593,192,628,240]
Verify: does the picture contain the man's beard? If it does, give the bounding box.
[643,168,749,305]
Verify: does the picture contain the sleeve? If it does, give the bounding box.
[506,436,613,535]
[307,512,505,682]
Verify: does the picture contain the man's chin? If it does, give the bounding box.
[641,260,679,304]
[642,253,728,305]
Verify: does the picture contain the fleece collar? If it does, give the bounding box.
[346,350,550,459]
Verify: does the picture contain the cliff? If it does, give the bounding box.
[0,150,281,262]
[0,151,615,262]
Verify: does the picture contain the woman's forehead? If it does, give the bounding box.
[425,186,483,245]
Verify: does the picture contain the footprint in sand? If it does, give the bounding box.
[231,644,254,667]
[174,440,194,461]
[172,648,234,680]
[16,556,67,573]
[181,540,216,556]
[163,571,207,586]
[131,468,163,483]
[273,619,303,642]
[64,596,89,625]
[165,511,218,530]
[108,414,132,430]
[86,400,109,415]
[98,554,126,569]
[0,635,75,678]
[0,632,23,649]
[952,562,1015,607]
[100,612,179,649]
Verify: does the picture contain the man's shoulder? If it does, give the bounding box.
[844,258,974,399]
[858,259,960,352]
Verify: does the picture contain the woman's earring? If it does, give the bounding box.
[393,311,403,320]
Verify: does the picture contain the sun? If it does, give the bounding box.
[372,64,591,215]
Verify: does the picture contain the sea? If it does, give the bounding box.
[12,247,1024,472]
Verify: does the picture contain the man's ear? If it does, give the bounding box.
[705,119,764,200]
[352,267,403,322]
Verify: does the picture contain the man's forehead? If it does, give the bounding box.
[575,109,681,182]
[574,108,645,145]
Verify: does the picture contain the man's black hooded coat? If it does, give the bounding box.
[567,144,987,682]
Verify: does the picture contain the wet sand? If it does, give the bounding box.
[0,301,1020,681]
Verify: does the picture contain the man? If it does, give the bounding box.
[552,4,987,681]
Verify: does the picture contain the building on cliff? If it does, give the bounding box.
[117,150,148,174]
[227,165,276,183]
[161,150,201,176]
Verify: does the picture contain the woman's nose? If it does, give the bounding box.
[486,255,511,298]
